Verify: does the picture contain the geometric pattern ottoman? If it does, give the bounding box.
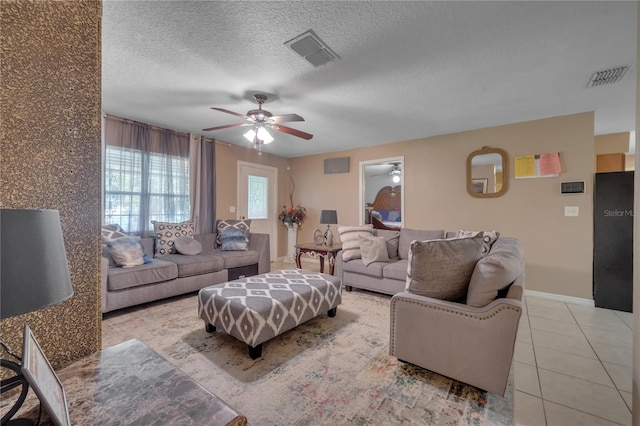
[198,269,342,359]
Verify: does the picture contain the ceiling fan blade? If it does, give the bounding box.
[270,114,305,124]
[202,123,253,132]
[210,107,253,122]
[271,124,313,140]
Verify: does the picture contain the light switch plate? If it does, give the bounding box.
[229,206,236,213]
[564,206,579,217]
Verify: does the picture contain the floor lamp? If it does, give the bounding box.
[1,209,74,425]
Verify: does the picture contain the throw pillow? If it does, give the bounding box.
[338,224,373,261]
[174,236,202,255]
[106,236,152,268]
[376,230,400,259]
[466,238,524,307]
[216,219,251,248]
[359,235,390,266]
[456,229,500,255]
[406,236,484,301]
[398,228,445,259]
[101,223,127,242]
[220,227,249,251]
[151,219,195,256]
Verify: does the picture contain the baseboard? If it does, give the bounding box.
[524,289,595,307]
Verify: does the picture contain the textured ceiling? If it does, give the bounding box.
[102,1,637,158]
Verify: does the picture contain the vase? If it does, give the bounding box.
[285,223,298,263]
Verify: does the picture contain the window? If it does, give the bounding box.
[103,116,190,234]
[247,175,268,219]
[105,146,190,233]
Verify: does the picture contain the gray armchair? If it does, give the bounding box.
[389,280,523,396]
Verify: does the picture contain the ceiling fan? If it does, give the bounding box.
[370,162,402,183]
[202,94,313,146]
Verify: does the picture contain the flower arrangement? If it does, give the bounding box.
[279,205,306,227]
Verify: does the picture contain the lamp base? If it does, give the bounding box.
[323,226,334,246]
[1,359,30,426]
[6,419,34,426]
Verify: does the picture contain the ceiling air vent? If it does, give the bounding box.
[285,29,339,67]
[586,65,632,87]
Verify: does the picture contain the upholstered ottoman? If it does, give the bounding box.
[198,269,342,359]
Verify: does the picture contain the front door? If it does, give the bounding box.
[237,161,277,261]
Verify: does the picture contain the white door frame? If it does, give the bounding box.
[359,156,405,226]
[237,161,278,261]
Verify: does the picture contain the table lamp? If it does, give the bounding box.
[1,209,74,425]
[319,210,338,246]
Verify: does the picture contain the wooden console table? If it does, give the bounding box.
[294,242,342,275]
[11,339,246,425]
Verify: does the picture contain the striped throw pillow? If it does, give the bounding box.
[338,224,373,261]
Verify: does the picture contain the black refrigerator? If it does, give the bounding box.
[593,171,634,312]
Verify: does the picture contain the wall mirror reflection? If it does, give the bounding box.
[360,156,404,229]
[467,147,508,198]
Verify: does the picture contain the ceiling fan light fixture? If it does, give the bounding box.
[243,126,274,145]
[392,174,401,184]
[257,126,274,144]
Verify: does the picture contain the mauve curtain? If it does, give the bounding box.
[104,115,189,235]
[189,134,216,234]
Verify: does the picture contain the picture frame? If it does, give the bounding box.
[21,325,71,426]
[471,178,488,194]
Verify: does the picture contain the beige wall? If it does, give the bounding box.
[214,141,292,258]
[595,132,631,154]
[0,1,102,368]
[291,112,595,299]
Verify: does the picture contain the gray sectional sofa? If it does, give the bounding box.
[101,232,270,313]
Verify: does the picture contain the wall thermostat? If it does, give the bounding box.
[560,181,586,194]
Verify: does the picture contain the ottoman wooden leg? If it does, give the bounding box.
[327,307,337,317]
[345,285,352,292]
[205,323,217,333]
[248,344,263,360]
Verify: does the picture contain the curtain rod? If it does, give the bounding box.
[103,113,191,137]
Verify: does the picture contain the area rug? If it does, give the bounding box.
[102,283,513,425]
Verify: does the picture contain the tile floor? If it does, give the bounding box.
[514,294,633,425]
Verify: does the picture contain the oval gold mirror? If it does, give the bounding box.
[466,147,508,198]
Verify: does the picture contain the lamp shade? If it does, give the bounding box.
[319,210,338,225]
[1,209,74,319]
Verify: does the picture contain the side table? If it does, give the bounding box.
[8,339,247,425]
[294,242,342,275]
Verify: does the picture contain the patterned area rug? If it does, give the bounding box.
[103,283,513,425]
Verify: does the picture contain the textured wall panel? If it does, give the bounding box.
[0,0,102,368]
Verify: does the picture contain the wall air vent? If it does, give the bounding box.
[285,29,339,67]
[586,65,632,87]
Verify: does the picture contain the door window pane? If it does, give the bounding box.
[247,175,268,219]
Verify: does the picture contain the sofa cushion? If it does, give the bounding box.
[466,237,524,307]
[220,226,249,251]
[406,236,484,300]
[216,249,260,269]
[456,229,500,255]
[159,251,225,277]
[174,236,202,255]
[359,235,390,266]
[342,258,386,278]
[381,259,408,281]
[106,236,152,268]
[398,229,445,259]
[374,229,400,259]
[151,219,195,257]
[216,219,251,248]
[107,258,178,291]
[338,224,373,261]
